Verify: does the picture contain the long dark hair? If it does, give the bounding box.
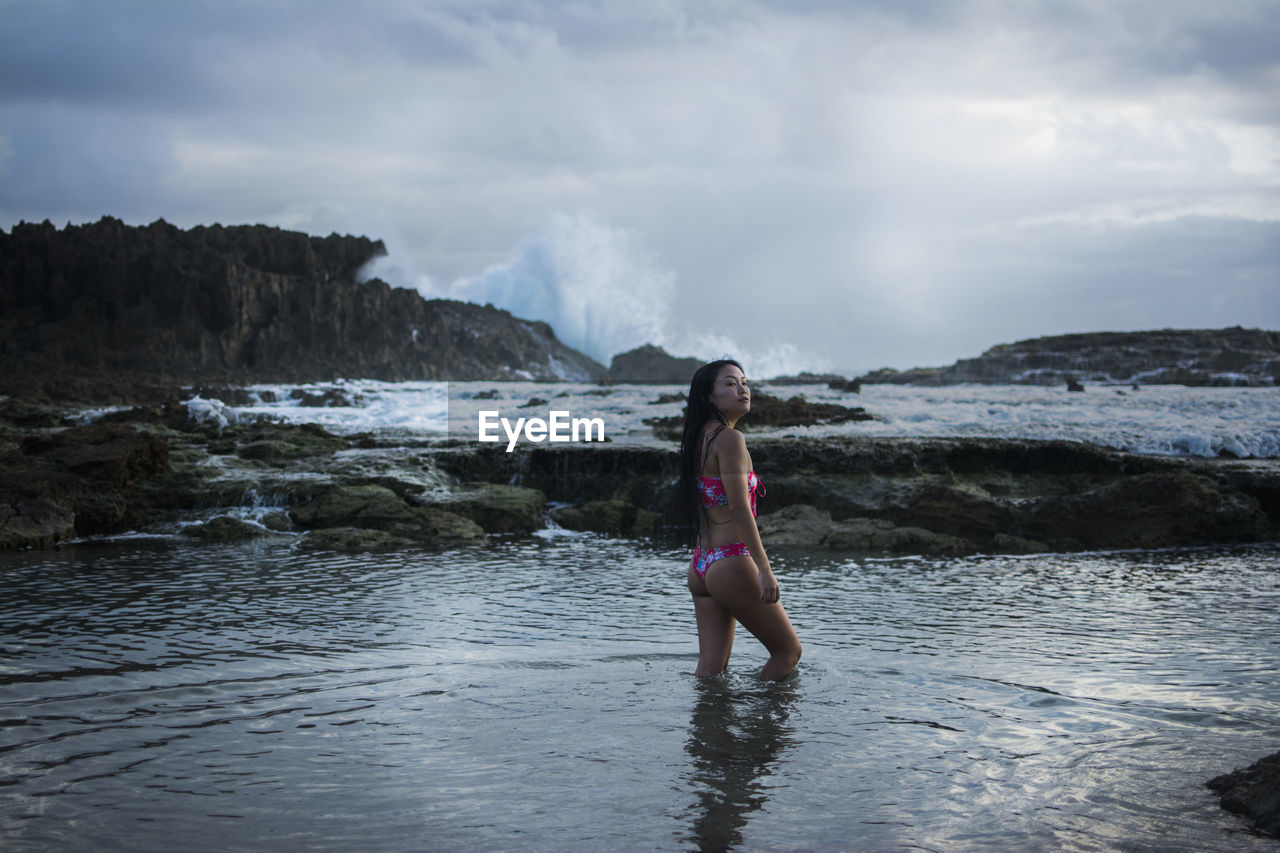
[672,359,742,546]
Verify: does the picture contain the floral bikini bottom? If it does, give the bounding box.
[689,542,751,580]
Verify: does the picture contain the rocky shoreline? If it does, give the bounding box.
[3,394,1279,835]
[3,395,1277,556]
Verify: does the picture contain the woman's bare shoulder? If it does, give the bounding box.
[711,427,750,470]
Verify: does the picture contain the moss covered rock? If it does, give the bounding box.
[291,484,486,544]
[423,483,546,534]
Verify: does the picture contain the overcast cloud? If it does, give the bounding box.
[2,0,1277,376]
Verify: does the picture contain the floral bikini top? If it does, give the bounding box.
[698,471,766,517]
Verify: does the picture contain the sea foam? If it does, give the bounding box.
[180,381,1280,459]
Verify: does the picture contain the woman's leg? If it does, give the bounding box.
[688,565,735,677]
[704,555,802,681]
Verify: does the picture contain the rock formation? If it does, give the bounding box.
[0,422,170,549]
[858,328,1280,387]
[607,344,704,384]
[643,391,873,439]
[3,396,1278,554]
[1208,751,1280,837]
[0,217,606,400]
[434,434,1280,555]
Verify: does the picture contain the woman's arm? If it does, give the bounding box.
[715,429,780,603]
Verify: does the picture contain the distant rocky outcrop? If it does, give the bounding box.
[858,328,1280,387]
[739,393,873,428]
[642,391,873,439]
[0,217,606,400]
[607,344,704,384]
[768,372,862,392]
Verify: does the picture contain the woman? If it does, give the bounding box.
[674,359,802,681]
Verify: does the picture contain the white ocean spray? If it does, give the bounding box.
[360,211,822,379]
[176,380,1280,459]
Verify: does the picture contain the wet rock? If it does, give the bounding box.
[756,504,834,545]
[0,422,171,547]
[442,435,1279,553]
[6,407,1277,557]
[298,526,417,552]
[0,498,76,550]
[183,386,265,406]
[292,388,363,407]
[989,532,1049,554]
[422,483,546,534]
[758,504,974,555]
[439,443,678,508]
[0,398,69,429]
[551,498,659,536]
[183,516,275,542]
[290,484,486,544]
[824,517,972,556]
[894,481,1012,541]
[1024,470,1272,550]
[216,422,348,462]
[288,483,422,529]
[20,423,169,487]
[749,438,1280,552]
[1208,751,1280,837]
[260,511,294,532]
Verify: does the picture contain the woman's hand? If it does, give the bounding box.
[759,569,780,603]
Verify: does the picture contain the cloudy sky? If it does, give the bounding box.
[2,1,1277,376]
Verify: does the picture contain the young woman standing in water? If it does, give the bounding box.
[675,359,801,681]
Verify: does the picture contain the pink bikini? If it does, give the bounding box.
[690,471,766,579]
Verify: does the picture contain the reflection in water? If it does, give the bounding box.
[683,680,798,851]
[3,541,1279,851]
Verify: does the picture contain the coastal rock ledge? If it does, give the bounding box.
[1208,751,1280,837]
[857,328,1280,387]
[3,403,1279,554]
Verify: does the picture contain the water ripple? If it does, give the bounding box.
[1,540,1278,851]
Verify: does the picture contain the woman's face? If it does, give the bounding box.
[709,364,750,418]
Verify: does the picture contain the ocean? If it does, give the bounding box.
[162,379,1280,458]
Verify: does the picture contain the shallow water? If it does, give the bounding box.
[2,537,1279,851]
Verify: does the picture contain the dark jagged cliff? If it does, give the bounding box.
[858,328,1280,387]
[0,217,606,399]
